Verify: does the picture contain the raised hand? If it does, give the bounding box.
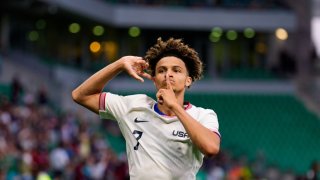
[121,56,152,82]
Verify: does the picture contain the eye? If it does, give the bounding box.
[173,68,182,73]
[157,69,165,73]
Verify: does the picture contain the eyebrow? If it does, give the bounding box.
[157,65,183,70]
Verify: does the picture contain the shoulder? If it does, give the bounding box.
[124,94,156,110]
[188,104,219,133]
[188,103,217,118]
[127,94,155,104]
[107,93,155,108]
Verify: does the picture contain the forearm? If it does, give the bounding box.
[73,59,123,97]
[72,59,124,112]
[172,105,220,156]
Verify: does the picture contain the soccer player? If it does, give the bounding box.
[72,37,221,179]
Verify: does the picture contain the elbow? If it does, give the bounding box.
[71,89,81,103]
[203,143,220,157]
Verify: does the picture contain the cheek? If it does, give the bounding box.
[153,78,162,89]
[172,78,185,88]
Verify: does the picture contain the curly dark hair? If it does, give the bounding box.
[144,37,203,82]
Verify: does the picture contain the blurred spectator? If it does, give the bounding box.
[37,85,49,105]
[10,75,24,104]
[207,164,225,180]
[306,161,319,180]
[0,55,2,76]
[272,47,296,78]
[282,171,296,180]
[49,142,70,179]
[250,151,267,178]
[310,45,320,75]
[226,156,253,180]
[264,165,281,180]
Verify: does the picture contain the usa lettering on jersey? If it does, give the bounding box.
[172,130,189,138]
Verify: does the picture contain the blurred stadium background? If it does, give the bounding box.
[0,0,320,179]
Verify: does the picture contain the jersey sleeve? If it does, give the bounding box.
[199,109,221,137]
[99,92,129,121]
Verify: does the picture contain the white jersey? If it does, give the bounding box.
[99,92,220,180]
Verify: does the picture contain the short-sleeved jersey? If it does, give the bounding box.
[99,92,220,180]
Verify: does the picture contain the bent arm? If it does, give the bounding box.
[172,105,221,157]
[72,59,124,113]
[72,56,150,114]
[157,78,220,156]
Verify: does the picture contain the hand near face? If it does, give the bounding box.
[121,56,152,82]
[156,76,178,109]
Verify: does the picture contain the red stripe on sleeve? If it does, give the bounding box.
[99,92,106,110]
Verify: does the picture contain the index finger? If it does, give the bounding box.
[166,75,173,90]
[141,72,152,80]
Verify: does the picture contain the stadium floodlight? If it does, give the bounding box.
[93,25,104,36]
[244,28,255,38]
[28,30,39,41]
[69,23,80,34]
[211,27,223,38]
[226,30,237,41]
[36,19,46,30]
[90,41,101,53]
[275,28,288,41]
[128,26,140,37]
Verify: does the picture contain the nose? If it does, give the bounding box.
[165,71,172,79]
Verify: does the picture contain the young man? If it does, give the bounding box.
[72,37,221,179]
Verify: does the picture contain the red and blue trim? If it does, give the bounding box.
[99,92,106,110]
[154,102,192,116]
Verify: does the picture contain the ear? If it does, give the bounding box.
[185,76,192,87]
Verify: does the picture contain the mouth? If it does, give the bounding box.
[163,80,174,85]
[160,82,172,89]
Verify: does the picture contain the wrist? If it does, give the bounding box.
[170,102,183,112]
[113,57,127,72]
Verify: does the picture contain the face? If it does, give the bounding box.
[153,56,192,92]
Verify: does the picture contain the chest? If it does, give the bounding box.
[121,109,198,161]
[123,110,190,142]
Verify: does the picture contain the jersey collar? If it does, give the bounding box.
[153,102,192,116]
